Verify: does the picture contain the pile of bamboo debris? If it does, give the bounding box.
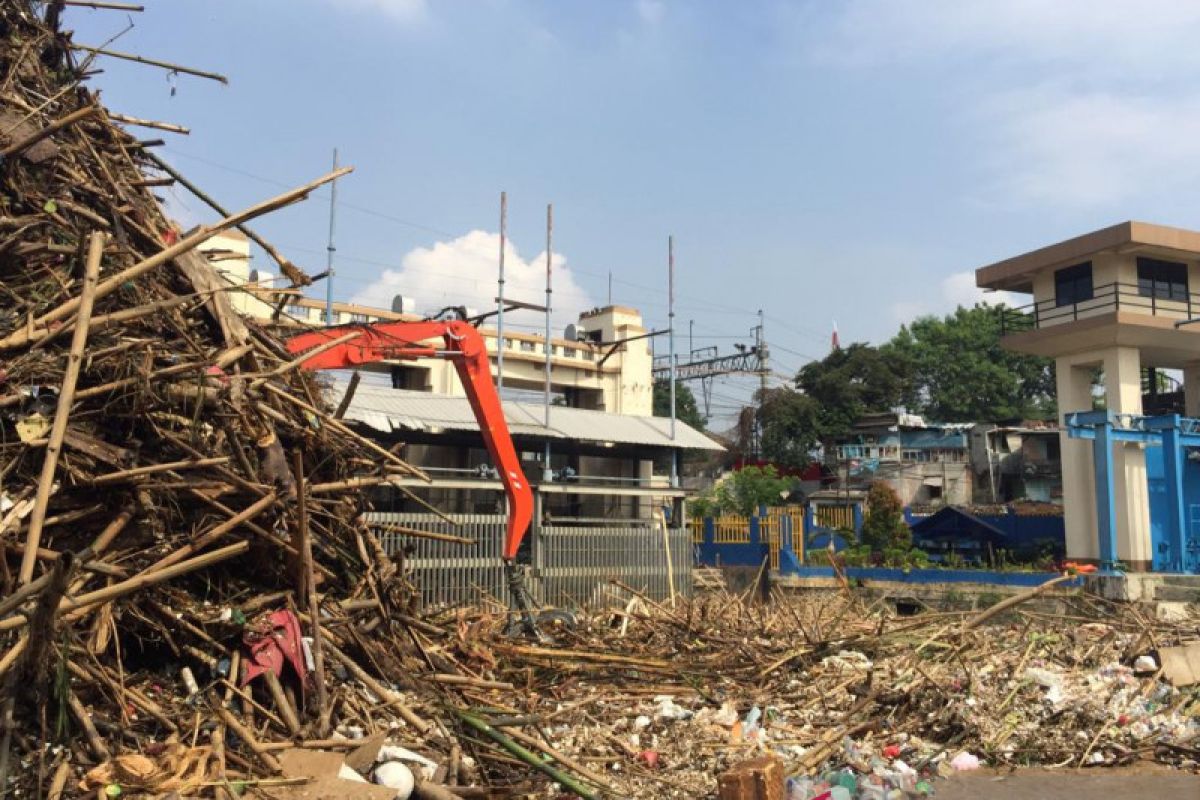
[0,3,1196,799]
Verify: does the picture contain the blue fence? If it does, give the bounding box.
[696,502,1066,580]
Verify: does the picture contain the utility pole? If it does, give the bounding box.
[756,309,769,458]
[608,271,612,305]
[758,309,768,399]
[324,148,338,326]
[496,191,506,393]
[669,236,678,488]
[543,204,553,482]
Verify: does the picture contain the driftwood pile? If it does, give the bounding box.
[0,1,450,796]
[0,4,1195,800]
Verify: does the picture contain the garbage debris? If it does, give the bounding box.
[0,3,1195,799]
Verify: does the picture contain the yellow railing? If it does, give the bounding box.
[713,515,752,544]
[691,509,806,570]
[814,503,854,531]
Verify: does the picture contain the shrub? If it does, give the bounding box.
[862,481,911,551]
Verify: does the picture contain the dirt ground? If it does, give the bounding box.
[935,767,1200,799]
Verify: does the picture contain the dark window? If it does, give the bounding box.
[1137,257,1189,301]
[1054,261,1093,307]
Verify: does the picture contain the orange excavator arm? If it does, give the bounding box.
[284,318,533,561]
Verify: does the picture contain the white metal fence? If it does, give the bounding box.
[536,524,693,607]
[367,512,510,609]
[365,512,693,611]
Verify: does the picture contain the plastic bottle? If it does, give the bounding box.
[786,777,814,800]
[829,787,852,800]
[743,705,762,739]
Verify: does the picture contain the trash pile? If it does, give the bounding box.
[0,3,1197,798]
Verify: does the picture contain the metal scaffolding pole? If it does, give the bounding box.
[543,204,553,481]
[669,236,678,488]
[324,148,338,326]
[496,191,507,392]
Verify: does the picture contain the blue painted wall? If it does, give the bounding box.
[785,565,1081,588]
[1144,444,1200,571]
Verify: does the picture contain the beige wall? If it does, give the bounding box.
[885,463,972,507]
[205,240,655,417]
[1031,252,1200,329]
[1055,346,1152,567]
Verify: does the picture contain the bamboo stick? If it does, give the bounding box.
[71,45,228,83]
[106,112,188,135]
[261,382,429,481]
[89,456,230,485]
[3,166,352,347]
[19,232,104,584]
[254,331,361,386]
[67,692,111,761]
[334,370,361,419]
[0,541,250,632]
[60,1,144,9]
[454,710,598,800]
[293,450,330,737]
[322,639,430,734]
[0,105,98,159]
[142,150,302,281]
[262,671,301,737]
[961,574,1073,631]
[138,492,275,575]
[212,697,282,774]
[46,760,70,800]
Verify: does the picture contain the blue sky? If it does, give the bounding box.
[68,0,1200,424]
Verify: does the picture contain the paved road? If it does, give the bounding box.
[936,768,1200,799]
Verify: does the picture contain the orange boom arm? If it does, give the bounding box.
[285,318,532,560]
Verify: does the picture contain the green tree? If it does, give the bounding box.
[757,387,822,468]
[653,380,706,430]
[795,342,914,439]
[712,466,792,515]
[887,304,1054,422]
[861,481,910,551]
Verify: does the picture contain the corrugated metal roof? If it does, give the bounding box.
[326,382,722,451]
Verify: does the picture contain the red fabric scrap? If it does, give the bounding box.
[240,609,308,696]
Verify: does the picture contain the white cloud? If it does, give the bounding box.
[351,230,596,331]
[892,270,1018,323]
[636,0,665,26]
[322,0,428,24]
[819,0,1200,73]
[816,0,1200,207]
[978,88,1200,206]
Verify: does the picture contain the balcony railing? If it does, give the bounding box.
[998,281,1200,335]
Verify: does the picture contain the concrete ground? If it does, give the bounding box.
[935,767,1200,799]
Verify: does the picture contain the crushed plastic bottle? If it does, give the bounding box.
[950,751,982,771]
[742,706,762,741]
[786,776,814,799]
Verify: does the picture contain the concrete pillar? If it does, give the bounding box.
[637,457,653,519]
[1056,354,1099,562]
[1184,362,1200,417]
[1102,346,1152,569]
